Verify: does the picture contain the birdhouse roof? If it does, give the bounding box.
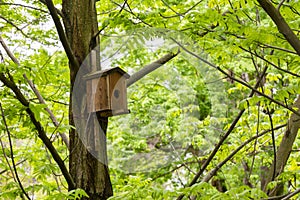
[83,67,130,80]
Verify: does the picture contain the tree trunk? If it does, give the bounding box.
[62,0,113,199]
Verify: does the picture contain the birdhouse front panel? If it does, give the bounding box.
[84,67,130,117]
[109,72,128,116]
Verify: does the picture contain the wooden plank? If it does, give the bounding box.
[95,77,109,112]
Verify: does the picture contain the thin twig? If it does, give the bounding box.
[160,0,203,18]
[0,2,48,13]
[267,105,276,181]
[110,0,152,27]
[175,41,300,117]
[23,74,69,149]
[257,43,297,55]
[0,16,29,38]
[161,0,184,17]
[0,103,31,200]
[45,148,61,192]
[176,60,269,200]
[0,159,27,175]
[0,138,17,180]
[202,123,287,183]
[240,46,300,78]
[249,103,261,177]
[0,73,75,189]
[277,0,285,11]
[93,0,127,39]
[152,161,199,181]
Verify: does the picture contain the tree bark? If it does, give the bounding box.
[262,96,300,196]
[62,0,113,198]
[257,0,300,56]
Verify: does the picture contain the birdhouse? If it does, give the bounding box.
[84,67,130,117]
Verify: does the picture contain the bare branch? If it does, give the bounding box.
[282,187,300,200]
[257,43,297,55]
[160,0,203,18]
[175,40,300,199]
[111,0,152,27]
[94,0,127,39]
[0,15,29,38]
[161,0,184,17]
[0,102,31,200]
[0,2,48,13]
[266,106,276,182]
[127,51,180,87]
[263,96,300,195]
[0,36,20,65]
[45,149,61,192]
[0,138,17,180]
[277,0,286,11]
[23,74,69,149]
[0,159,27,175]
[257,0,300,56]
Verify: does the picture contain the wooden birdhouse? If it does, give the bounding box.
[84,67,130,117]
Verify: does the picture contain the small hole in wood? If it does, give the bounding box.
[114,89,120,98]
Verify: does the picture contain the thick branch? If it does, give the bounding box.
[43,0,79,71]
[263,96,300,195]
[127,51,179,87]
[257,0,300,56]
[0,73,75,189]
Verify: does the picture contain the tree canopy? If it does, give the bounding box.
[0,0,300,199]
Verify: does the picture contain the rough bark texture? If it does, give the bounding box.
[62,0,113,199]
[263,96,300,196]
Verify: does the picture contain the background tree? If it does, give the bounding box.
[0,0,300,199]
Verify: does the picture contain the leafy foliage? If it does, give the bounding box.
[1,0,300,199]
